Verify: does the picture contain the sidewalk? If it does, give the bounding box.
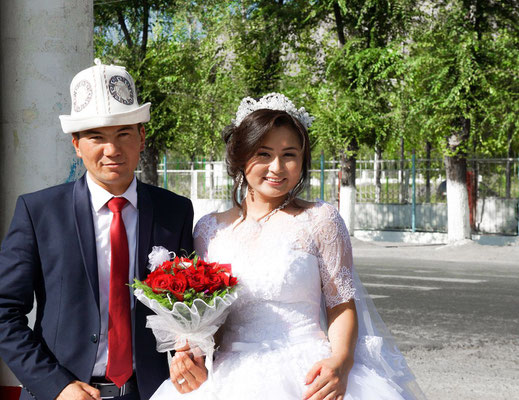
[351,236,519,267]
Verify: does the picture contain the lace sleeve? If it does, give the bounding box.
[312,202,356,309]
[193,214,218,259]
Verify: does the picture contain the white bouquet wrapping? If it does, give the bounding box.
[131,246,239,375]
[134,289,238,373]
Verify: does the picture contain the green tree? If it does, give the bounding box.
[301,0,415,231]
[406,0,519,240]
[95,0,180,184]
[227,0,323,97]
[95,1,240,185]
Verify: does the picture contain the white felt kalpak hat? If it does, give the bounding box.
[59,58,151,134]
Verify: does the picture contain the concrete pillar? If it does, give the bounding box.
[0,0,92,238]
[0,0,93,388]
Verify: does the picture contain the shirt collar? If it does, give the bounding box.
[86,172,138,212]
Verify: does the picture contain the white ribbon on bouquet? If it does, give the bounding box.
[134,288,238,376]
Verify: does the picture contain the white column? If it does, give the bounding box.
[0,0,93,387]
[0,0,92,238]
[447,179,471,242]
[339,185,356,236]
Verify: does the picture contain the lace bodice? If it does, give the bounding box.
[193,201,355,345]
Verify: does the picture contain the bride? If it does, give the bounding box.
[151,93,426,400]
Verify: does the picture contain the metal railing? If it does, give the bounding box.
[137,157,519,235]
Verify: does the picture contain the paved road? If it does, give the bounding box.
[355,257,519,350]
[352,242,519,400]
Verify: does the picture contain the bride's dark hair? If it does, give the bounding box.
[222,108,311,208]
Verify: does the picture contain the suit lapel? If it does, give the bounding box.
[73,175,100,308]
[137,181,153,280]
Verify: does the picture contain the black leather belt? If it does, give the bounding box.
[90,376,138,399]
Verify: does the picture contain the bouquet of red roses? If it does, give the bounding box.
[131,246,238,372]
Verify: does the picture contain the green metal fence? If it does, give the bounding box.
[137,157,519,235]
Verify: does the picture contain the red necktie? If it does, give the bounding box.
[106,197,133,387]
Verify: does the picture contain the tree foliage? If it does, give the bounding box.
[93,0,519,186]
[94,1,243,181]
[225,0,323,96]
[405,0,519,158]
[299,1,416,160]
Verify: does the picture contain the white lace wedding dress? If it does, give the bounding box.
[151,201,426,399]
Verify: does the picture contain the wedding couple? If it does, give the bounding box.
[0,60,426,400]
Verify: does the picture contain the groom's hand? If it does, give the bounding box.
[55,381,101,400]
[170,350,208,394]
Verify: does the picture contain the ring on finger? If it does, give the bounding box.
[177,378,186,385]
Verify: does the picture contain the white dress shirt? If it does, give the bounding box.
[86,172,138,377]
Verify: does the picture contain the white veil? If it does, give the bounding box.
[321,266,427,400]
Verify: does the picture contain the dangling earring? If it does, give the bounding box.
[236,172,245,202]
[248,185,255,201]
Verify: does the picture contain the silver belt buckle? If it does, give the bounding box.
[96,382,120,399]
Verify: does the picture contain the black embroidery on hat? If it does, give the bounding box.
[109,75,134,105]
[73,80,93,112]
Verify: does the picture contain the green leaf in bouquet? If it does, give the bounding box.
[130,278,175,310]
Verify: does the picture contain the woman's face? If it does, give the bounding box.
[244,125,303,202]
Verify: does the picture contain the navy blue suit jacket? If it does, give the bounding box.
[0,175,194,400]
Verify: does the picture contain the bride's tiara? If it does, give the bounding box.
[233,92,314,129]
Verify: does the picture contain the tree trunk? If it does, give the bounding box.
[139,145,158,186]
[190,155,198,200]
[425,141,431,203]
[445,117,471,242]
[505,126,513,198]
[333,1,346,46]
[209,156,214,200]
[339,146,356,235]
[399,137,407,203]
[374,146,382,203]
[505,160,511,199]
[141,0,149,58]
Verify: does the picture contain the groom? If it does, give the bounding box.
[0,60,193,400]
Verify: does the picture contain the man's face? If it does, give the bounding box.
[72,124,145,195]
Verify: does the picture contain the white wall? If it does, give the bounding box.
[193,199,233,224]
[476,198,518,234]
[355,203,448,232]
[190,199,518,235]
[354,200,517,234]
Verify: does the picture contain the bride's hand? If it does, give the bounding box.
[170,346,208,394]
[302,355,352,400]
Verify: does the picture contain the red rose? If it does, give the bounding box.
[185,267,208,292]
[144,267,168,287]
[160,260,174,272]
[182,265,196,277]
[218,271,238,287]
[178,257,194,268]
[197,259,217,269]
[219,272,230,286]
[201,262,236,288]
[148,273,176,294]
[216,264,232,274]
[205,273,224,293]
[168,273,188,301]
[171,256,190,268]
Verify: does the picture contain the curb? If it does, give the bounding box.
[353,230,519,246]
